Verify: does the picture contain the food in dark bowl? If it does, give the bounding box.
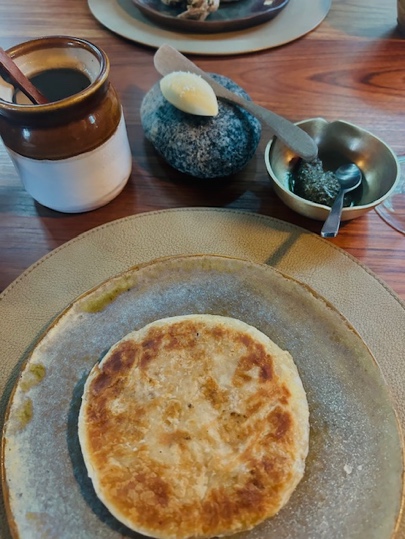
[131,0,290,33]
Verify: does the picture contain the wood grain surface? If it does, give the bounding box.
[0,0,404,299]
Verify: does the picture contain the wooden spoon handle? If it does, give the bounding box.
[0,47,48,105]
[154,44,318,161]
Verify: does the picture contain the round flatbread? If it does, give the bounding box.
[78,314,309,539]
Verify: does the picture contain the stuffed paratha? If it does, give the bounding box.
[78,314,309,539]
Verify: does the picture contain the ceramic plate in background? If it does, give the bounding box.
[2,255,403,539]
[87,0,332,55]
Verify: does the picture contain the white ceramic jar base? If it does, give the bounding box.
[8,113,132,213]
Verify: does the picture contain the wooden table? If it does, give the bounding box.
[1,0,404,300]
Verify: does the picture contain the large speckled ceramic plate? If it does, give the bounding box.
[87,0,331,55]
[2,255,403,539]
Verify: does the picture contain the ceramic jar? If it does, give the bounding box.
[0,36,132,212]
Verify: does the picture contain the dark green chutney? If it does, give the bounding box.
[290,158,356,207]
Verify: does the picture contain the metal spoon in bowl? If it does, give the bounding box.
[321,164,363,238]
[153,44,318,162]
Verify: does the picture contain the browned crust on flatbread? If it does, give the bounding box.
[79,315,309,539]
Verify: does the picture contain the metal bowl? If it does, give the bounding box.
[264,117,400,221]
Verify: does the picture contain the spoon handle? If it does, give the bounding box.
[321,190,346,238]
[0,47,48,105]
[154,44,318,162]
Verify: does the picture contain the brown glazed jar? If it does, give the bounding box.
[0,36,132,212]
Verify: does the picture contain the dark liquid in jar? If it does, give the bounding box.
[12,68,91,103]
